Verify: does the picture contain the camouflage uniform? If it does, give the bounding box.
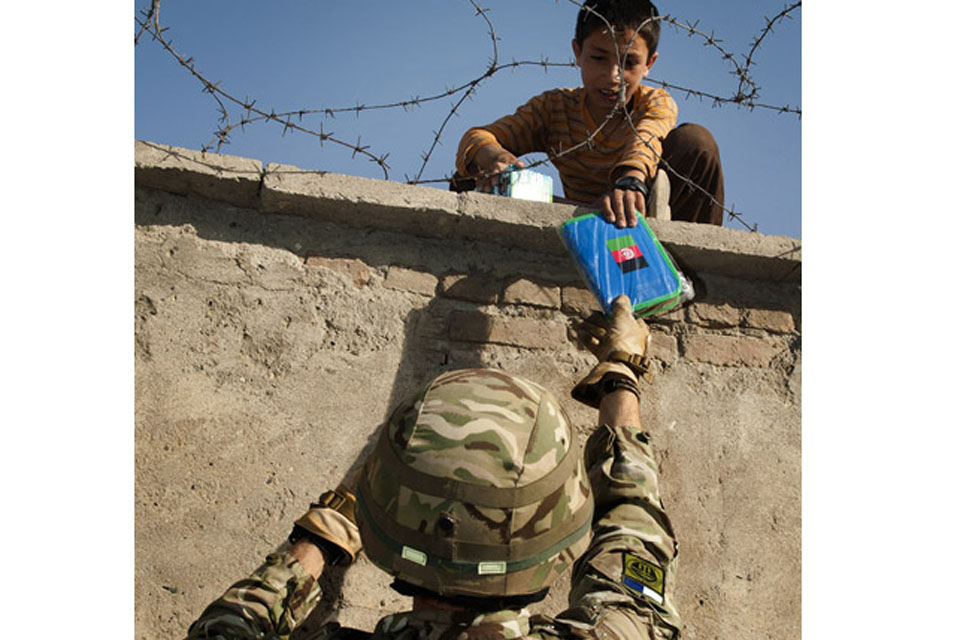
[186,370,681,639]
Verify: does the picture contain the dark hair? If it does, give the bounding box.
[390,579,549,611]
[574,0,660,55]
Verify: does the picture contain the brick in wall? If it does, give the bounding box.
[648,333,679,364]
[439,274,500,304]
[448,311,566,350]
[304,256,372,288]
[651,305,685,324]
[383,266,438,296]
[414,313,447,339]
[682,334,784,367]
[687,303,741,328]
[502,279,561,309]
[743,308,796,334]
[561,286,599,315]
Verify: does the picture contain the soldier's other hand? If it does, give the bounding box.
[575,294,650,361]
[290,487,362,565]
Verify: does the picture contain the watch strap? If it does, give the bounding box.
[288,525,346,566]
[607,349,654,384]
[311,488,357,524]
[613,175,649,198]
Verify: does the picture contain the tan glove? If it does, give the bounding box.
[572,294,654,408]
[290,487,363,565]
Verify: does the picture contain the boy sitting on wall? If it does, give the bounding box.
[453,0,725,228]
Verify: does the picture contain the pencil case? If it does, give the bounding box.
[559,212,693,317]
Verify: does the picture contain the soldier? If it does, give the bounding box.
[185,295,681,639]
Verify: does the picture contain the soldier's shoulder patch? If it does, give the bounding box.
[622,553,665,605]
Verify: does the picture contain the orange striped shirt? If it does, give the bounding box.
[456,85,677,203]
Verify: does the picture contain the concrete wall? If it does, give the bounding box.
[134,140,801,640]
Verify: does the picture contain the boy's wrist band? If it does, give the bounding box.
[613,175,649,198]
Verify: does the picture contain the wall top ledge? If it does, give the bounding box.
[135,140,800,283]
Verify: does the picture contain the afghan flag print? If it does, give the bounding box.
[606,235,648,273]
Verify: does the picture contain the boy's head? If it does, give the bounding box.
[572,1,660,116]
[575,0,660,55]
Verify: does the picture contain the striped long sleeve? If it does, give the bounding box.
[456,86,677,204]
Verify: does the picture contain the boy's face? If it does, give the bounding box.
[572,27,657,116]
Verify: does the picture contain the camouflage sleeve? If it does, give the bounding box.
[184,547,323,640]
[553,424,682,639]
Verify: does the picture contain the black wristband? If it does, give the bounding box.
[600,374,641,403]
[613,175,649,198]
[288,525,346,566]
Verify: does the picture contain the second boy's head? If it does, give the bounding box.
[572,0,660,117]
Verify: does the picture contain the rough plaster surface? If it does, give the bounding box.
[135,142,801,640]
[136,141,801,280]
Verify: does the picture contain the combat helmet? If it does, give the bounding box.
[356,368,593,598]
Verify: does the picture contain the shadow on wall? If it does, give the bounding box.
[136,181,340,265]
[137,182,527,633]
[292,289,499,636]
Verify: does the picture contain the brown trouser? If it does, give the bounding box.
[660,122,725,226]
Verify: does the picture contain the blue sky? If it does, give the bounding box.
[135,0,801,237]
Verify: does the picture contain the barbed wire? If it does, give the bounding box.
[134,6,393,175]
[134,0,160,46]
[135,0,800,232]
[614,11,758,230]
[738,2,801,106]
[646,77,801,115]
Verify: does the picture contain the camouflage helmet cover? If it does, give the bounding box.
[356,368,594,598]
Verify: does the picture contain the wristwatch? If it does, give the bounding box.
[613,175,649,198]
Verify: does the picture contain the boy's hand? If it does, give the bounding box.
[599,184,646,228]
[472,144,524,193]
[598,169,648,228]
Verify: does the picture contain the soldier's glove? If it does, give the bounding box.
[572,294,653,408]
[288,487,362,566]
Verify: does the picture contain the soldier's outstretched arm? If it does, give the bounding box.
[557,295,682,638]
[184,488,361,640]
[183,544,322,640]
